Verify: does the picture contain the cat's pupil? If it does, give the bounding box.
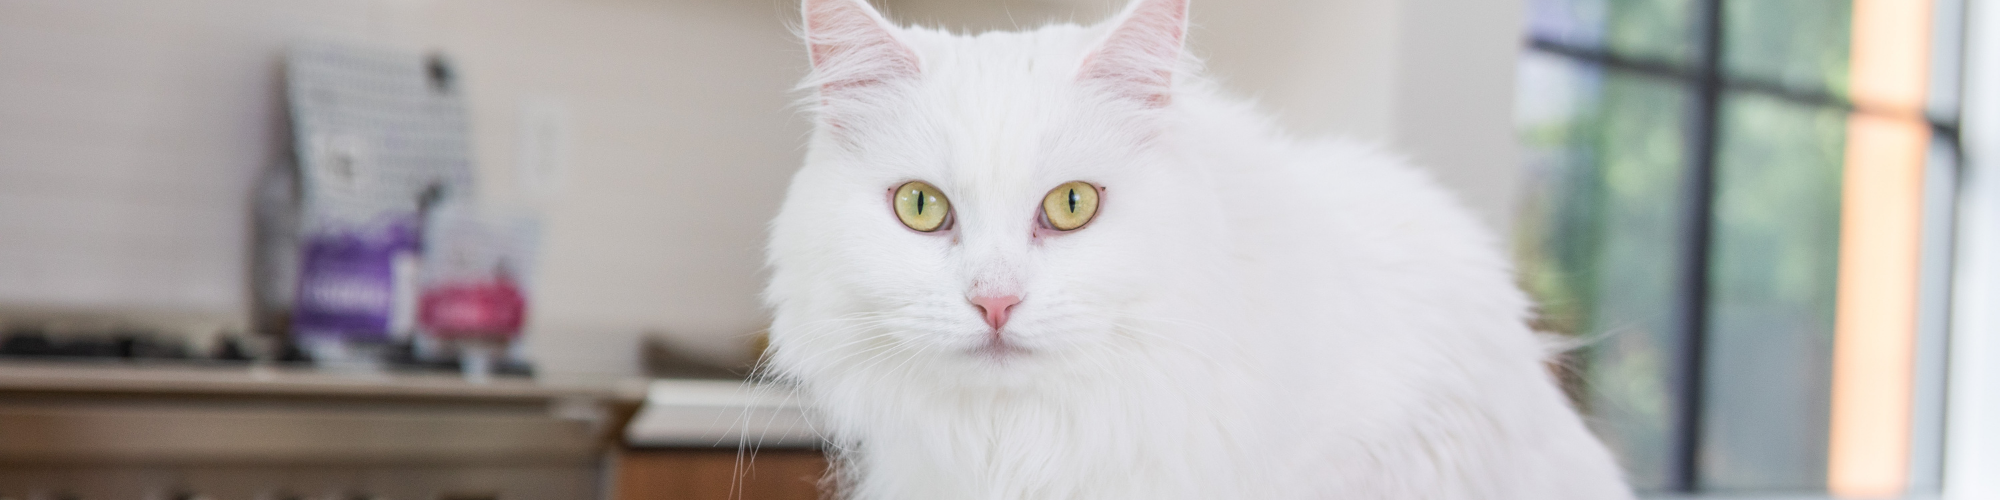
[1067,189,1078,213]
[916,190,927,214]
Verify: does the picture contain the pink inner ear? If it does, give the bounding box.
[1079,0,1188,106]
[806,0,920,92]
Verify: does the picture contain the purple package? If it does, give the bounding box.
[292,219,420,342]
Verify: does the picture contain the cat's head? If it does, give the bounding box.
[767,0,1224,383]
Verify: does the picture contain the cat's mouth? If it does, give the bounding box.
[970,334,1031,359]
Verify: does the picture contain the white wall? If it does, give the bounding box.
[0,0,1526,381]
[1945,1,2000,497]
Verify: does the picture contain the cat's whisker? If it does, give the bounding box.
[781,333,902,373]
[789,314,899,341]
[781,322,922,376]
[849,336,927,375]
[789,323,901,358]
[769,318,909,368]
[879,336,943,378]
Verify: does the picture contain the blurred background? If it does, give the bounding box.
[0,0,1993,499]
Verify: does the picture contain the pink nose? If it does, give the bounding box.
[969,295,1021,331]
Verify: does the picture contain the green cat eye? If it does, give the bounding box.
[893,181,952,232]
[1041,181,1100,231]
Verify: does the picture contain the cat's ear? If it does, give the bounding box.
[1078,0,1189,107]
[802,0,920,95]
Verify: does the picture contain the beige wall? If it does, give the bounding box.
[424,0,812,378]
[0,0,1524,380]
[0,0,809,379]
[1390,0,1531,230]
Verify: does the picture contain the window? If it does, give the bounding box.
[1514,0,1964,496]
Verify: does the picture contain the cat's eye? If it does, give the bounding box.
[892,181,953,232]
[1040,181,1100,231]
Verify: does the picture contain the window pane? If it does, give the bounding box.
[1515,53,1692,492]
[1609,0,1699,64]
[1723,0,1853,98]
[1700,91,1846,492]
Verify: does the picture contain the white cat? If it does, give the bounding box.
[761,0,1635,498]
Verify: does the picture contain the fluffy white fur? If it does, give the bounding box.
[762,0,1635,498]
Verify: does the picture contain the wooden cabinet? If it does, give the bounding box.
[614,448,829,500]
